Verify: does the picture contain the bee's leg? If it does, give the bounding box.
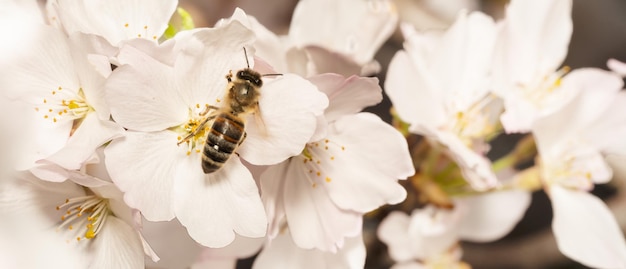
[234,132,247,157]
[177,114,216,146]
[226,70,233,82]
[199,105,220,116]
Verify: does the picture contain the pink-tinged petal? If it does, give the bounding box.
[104,131,182,221]
[456,190,531,242]
[253,231,365,269]
[55,0,177,46]
[385,50,446,130]
[173,157,267,248]
[105,46,187,132]
[492,0,572,92]
[143,219,202,269]
[238,74,328,165]
[173,21,256,106]
[308,74,382,122]
[45,113,123,170]
[550,186,626,268]
[607,58,626,77]
[303,46,363,76]
[280,158,362,252]
[377,211,414,262]
[289,0,398,65]
[318,113,412,212]
[90,217,144,269]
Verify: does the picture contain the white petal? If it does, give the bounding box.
[280,159,363,252]
[0,171,84,230]
[198,235,264,260]
[492,0,572,92]
[45,113,123,170]
[253,231,365,269]
[259,161,288,239]
[90,217,144,269]
[319,113,413,212]
[308,74,382,122]
[143,219,202,269]
[532,68,623,158]
[377,211,414,262]
[218,8,289,74]
[105,45,187,132]
[384,50,446,130]
[173,21,256,107]
[550,186,626,268]
[456,190,531,242]
[432,11,495,106]
[238,74,328,165]
[289,0,398,65]
[173,157,267,248]
[607,58,626,77]
[104,131,182,221]
[55,0,177,45]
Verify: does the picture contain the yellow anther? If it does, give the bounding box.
[325,177,331,183]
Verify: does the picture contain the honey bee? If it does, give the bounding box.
[178,48,266,174]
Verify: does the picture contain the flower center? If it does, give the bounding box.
[520,66,570,109]
[172,103,214,156]
[56,195,110,241]
[540,141,609,191]
[447,93,501,146]
[35,86,91,124]
[299,139,346,188]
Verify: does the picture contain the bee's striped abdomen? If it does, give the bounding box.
[202,112,245,174]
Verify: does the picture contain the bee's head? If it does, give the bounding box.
[237,69,263,87]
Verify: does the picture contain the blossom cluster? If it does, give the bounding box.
[380,0,626,268]
[0,0,625,269]
[0,0,413,268]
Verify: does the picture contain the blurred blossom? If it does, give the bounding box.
[253,230,365,269]
[378,189,530,268]
[532,68,626,268]
[491,0,574,133]
[385,10,500,191]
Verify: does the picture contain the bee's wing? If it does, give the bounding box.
[253,102,268,137]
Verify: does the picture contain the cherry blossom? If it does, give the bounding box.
[491,0,574,133]
[532,68,626,268]
[3,25,122,180]
[260,74,413,252]
[104,20,327,247]
[385,11,499,190]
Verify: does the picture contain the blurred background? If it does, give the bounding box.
[173,0,626,268]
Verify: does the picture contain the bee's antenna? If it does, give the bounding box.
[243,47,250,68]
[262,73,283,77]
